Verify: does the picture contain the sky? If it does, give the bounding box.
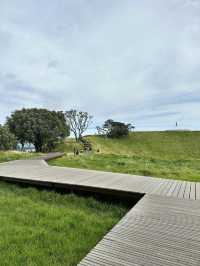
[0,0,200,132]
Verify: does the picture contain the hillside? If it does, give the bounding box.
[88,131,200,159]
[50,131,200,182]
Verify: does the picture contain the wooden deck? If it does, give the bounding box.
[79,194,200,266]
[0,159,199,200]
[0,157,200,265]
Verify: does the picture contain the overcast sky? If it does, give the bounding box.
[0,0,200,131]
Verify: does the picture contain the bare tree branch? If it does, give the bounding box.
[65,110,92,141]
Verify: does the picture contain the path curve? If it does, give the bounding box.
[0,156,200,265]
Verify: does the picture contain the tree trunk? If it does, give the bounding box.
[74,132,79,142]
[21,142,24,151]
[34,142,43,153]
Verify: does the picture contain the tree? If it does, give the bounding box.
[65,110,92,141]
[0,125,16,150]
[97,119,134,138]
[7,108,70,152]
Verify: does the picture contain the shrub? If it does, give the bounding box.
[97,119,134,138]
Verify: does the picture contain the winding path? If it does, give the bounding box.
[0,155,200,265]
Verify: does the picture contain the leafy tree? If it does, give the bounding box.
[97,119,134,138]
[7,108,70,152]
[65,110,92,141]
[0,125,16,150]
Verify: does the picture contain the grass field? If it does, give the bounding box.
[50,132,200,182]
[0,182,127,266]
[0,132,199,264]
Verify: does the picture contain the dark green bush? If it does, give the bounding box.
[97,119,133,138]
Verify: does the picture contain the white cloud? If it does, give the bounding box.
[0,0,200,130]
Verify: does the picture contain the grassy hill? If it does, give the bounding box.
[50,131,200,182]
[89,131,200,159]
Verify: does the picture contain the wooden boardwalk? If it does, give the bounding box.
[79,194,200,266]
[0,159,199,200]
[0,157,200,265]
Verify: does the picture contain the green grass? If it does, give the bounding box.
[54,140,82,154]
[0,182,127,266]
[50,132,200,182]
[0,151,40,163]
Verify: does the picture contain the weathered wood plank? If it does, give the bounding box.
[196,182,200,200]
[190,182,196,200]
[166,180,177,197]
[171,181,182,198]
[184,182,191,199]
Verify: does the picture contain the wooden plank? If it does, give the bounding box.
[151,178,166,195]
[166,180,177,197]
[196,183,200,200]
[159,180,174,197]
[171,181,182,198]
[38,152,65,161]
[190,182,196,200]
[184,182,191,199]
[177,181,186,199]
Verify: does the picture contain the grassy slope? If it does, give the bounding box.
[50,132,200,182]
[0,182,127,266]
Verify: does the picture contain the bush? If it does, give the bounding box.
[97,119,133,138]
[108,121,129,138]
[0,125,16,150]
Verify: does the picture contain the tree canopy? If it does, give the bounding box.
[7,108,70,152]
[97,119,134,138]
[0,125,16,150]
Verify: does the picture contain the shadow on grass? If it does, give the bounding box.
[3,179,144,209]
